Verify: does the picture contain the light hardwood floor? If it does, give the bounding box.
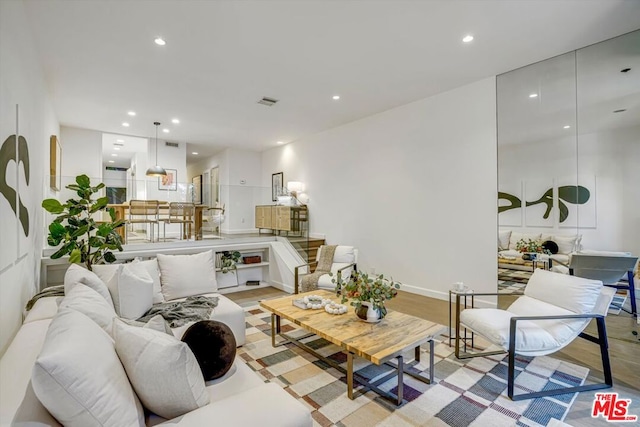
[226,286,640,425]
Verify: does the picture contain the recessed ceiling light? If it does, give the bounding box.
[529,93,538,98]
[332,95,340,100]
[114,147,121,150]
[276,141,284,145]
[116,139,124,142]
[613,109,626,113]
[192,152,198,155]
[462,35,474,43]
[111,154,118,157]
[172,118,180,124]
[127,111,136,116]
[154,37,166,46]
[563,125,571,129]
[122,122,130,127]
[162,128,170,133]
[108,160,115,163]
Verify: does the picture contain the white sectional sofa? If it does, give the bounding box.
[0,252,312,427]
[498,230,582,271]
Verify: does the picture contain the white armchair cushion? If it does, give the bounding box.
[31,308,144,427]
[93,264,154,320]
[157,250,218,301]
[63,264,114,308]
[460,297,582,356]
[323,246,356,263]
[508,232,542,250]
[58,284,117,334]
[524,269,602,314]
[112,319,209,419]
[498,230,511,251]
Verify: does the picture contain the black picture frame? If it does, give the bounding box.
[272,172,283,202]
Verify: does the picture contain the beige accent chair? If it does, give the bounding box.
[294,245,358,294]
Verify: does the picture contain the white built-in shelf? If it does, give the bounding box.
[217,281,272,295]
[215,262,269,272]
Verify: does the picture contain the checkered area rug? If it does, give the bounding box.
[238,306,587,427]
[498,268,533,284]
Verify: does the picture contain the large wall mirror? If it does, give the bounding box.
[497,30,639,282]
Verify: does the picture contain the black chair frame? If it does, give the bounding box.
[455,291,613,401]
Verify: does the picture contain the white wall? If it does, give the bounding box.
[60,126,102,181]
[102,167,126,188]
[144,139,187,204]
[0,0,59,356]
[261,78,498,302]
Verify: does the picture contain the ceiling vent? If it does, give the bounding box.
[113,142,124,147]
[165,142,179,148]
[257,96,279,106]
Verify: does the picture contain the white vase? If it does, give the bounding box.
[356,301,381,323]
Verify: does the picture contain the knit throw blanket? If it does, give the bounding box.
[137,295,219,328]
[300,245,337,293]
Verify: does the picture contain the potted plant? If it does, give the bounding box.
[216,250,242,288]
[42,174,124,271]
[516,238,551,260]
[333,270,401,322]
[219,250,241,273]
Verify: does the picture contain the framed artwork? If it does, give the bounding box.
[192,175,202,204]
[159,169,177,191]
[49,135,61,191]
[272,172,283,202]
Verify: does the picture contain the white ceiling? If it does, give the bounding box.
[23,0,640,158]
[101,133,148,169]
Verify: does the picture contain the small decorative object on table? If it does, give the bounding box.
[333,270,401,322]
[324,302,348,315]
[293,295,332,310]
[516,238,550,261]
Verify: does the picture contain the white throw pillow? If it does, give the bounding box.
[157,251,217,301]
[498,230,511,251]
[524,269,602,314]
[108,264,154,320]
[554,235,580,254]
[112,318,209,419]
[32,308,144,427]
[508,232,542,251]
[132,258,165,303]
[63,263,114,308]
[59,283,117,334]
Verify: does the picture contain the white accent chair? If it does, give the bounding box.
[294,245,358,294]
[457,269,615,400]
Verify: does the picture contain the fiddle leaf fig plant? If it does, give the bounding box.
[42,174,125,270]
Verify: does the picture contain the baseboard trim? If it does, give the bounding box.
[400,283,497,308]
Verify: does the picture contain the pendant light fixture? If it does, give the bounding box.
[146,121,167,177]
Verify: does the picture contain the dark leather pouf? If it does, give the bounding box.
[181,320,236,380]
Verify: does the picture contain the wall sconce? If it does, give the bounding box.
[287,181,308,205]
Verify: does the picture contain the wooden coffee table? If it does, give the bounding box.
[260,290,445,406]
